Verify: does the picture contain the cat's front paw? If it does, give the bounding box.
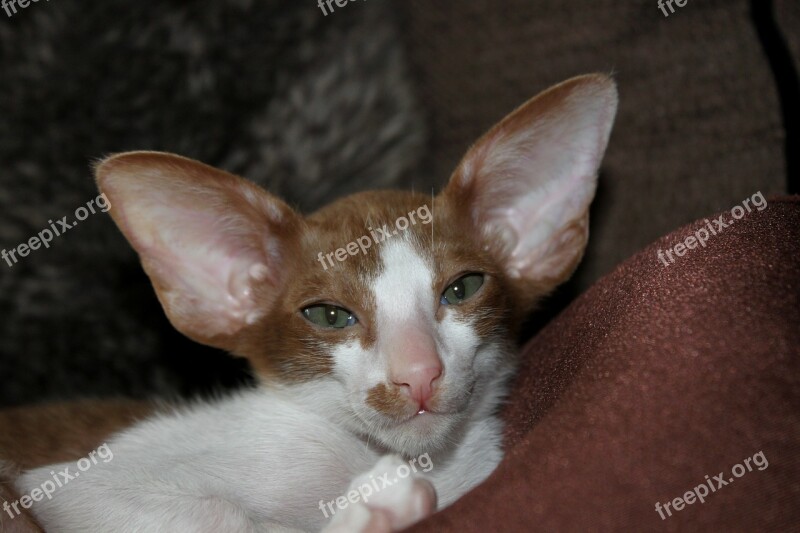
[321,455,436,533]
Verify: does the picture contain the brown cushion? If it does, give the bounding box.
[411,196,800,531]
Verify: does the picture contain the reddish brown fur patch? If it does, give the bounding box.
[0,399,154,470]
[366,383,414,420]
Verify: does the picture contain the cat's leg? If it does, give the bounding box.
[322,455,436,533]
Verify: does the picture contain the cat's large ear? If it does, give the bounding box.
[444,74,618,302]
[96,152,300,351]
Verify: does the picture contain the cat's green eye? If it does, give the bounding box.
[302,304,358,328]
[441,274,484,305]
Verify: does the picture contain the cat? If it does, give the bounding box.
[6,73,617,532]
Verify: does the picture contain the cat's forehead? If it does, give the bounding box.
[297,189,495,290]
[302,192,432,273]
[309,190,428,217]
[371,238,436,322]
[307,191,433,239]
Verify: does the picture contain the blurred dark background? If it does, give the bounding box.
[1,0,797,407]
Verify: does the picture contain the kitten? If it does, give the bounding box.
[8,74,617,532]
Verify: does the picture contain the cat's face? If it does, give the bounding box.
[95,74,618,456]
[237,191,519,454]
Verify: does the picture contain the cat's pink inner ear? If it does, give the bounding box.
[445,74,618,289]
[96,152,296,351]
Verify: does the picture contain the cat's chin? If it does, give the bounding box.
[371,411,465,457]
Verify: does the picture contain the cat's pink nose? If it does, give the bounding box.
[386,327,443,408]
[391,362,442,407]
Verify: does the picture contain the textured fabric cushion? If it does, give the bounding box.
[411,197,800,531]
